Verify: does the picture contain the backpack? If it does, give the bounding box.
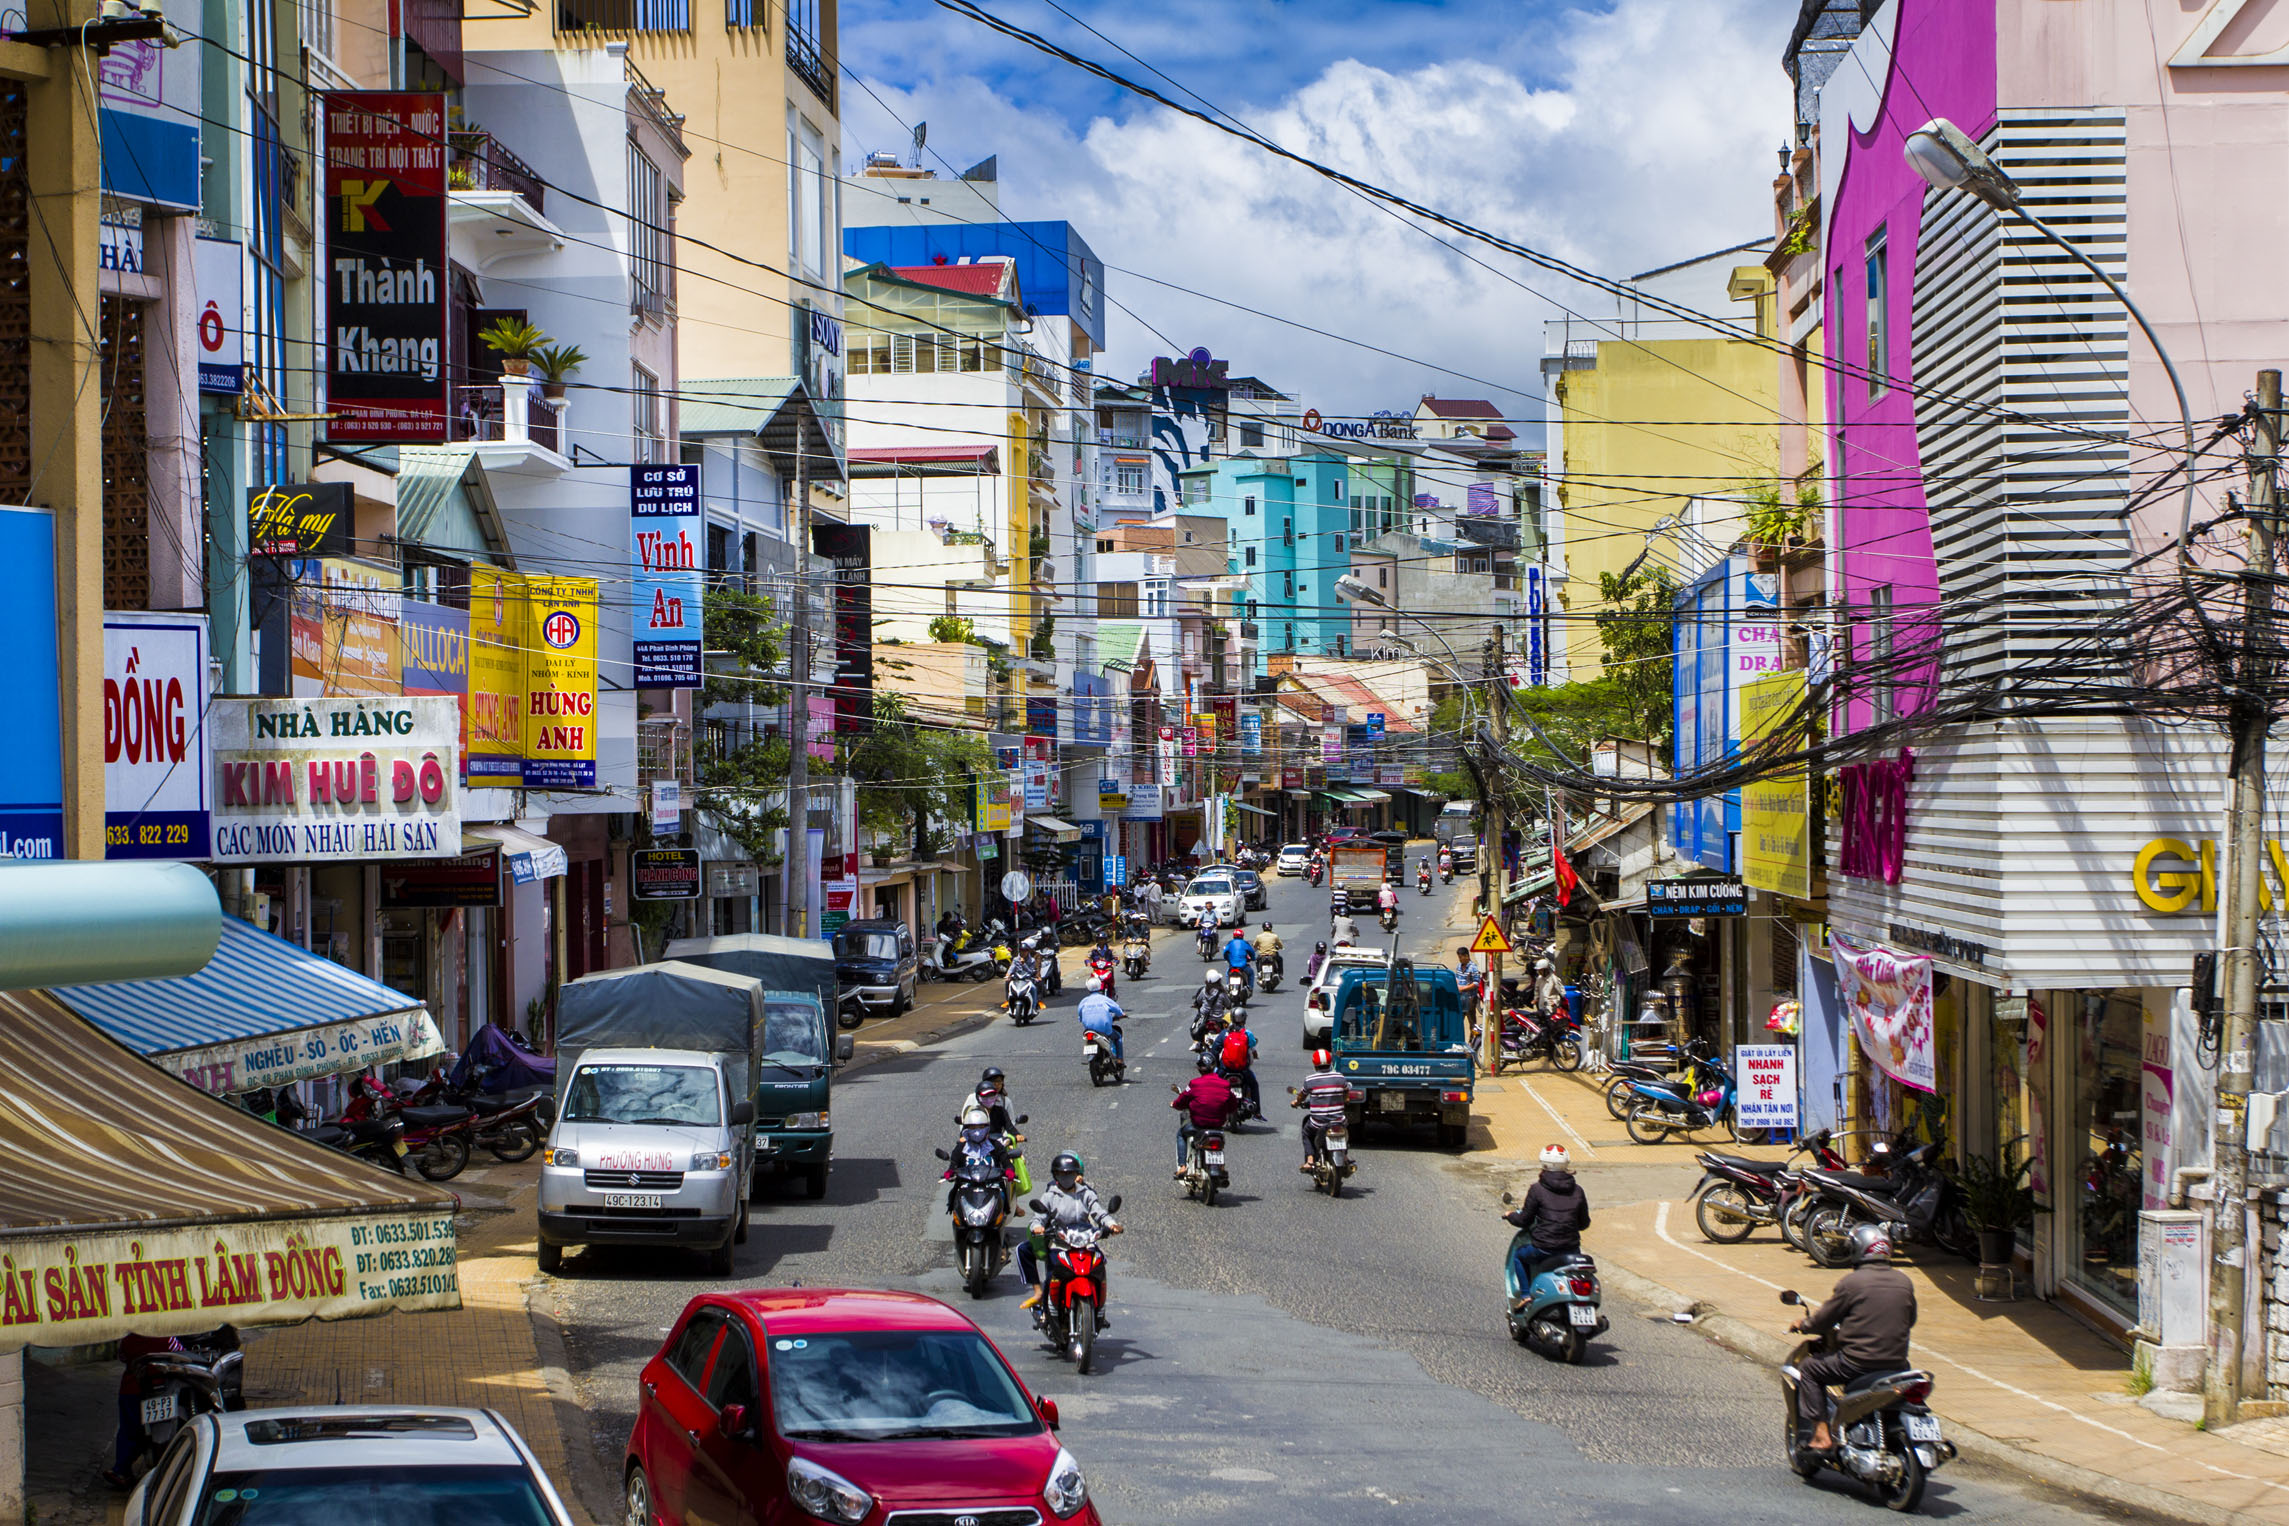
[1221,1030,1251,1069]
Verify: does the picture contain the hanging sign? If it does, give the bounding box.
[631,847,701,901]
[1831,932,1936,1093]
[521,576,599,788]
[194,236,244,394]
[631,463,704,687]
[1646,877,1748,917]
[209,696,461,863]
[467,565,526,784]
[814,522,875,733]
[103,611,211,860]
[0,508,61,860]
[650,779,683,833]
[324,91,450,442]
[249,483,350,558]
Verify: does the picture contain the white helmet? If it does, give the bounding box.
[1086,973,1105,993]
[1204,969,1221,986]
[961,1106,990,1129]
[1539,1143,1570,1169]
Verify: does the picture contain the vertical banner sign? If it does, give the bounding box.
[194,237,245,395]
[812,522,874,733]
[1739,670,1810,900]
[1830,932,1936,1093]
[1239,710,1262,757]
[522,576,599,788]
[1526,566,1545,686]
[0,508,61,860]
[103,612,212,860]
[631,464,704,687]
[324,92,449,443]
[467,566,526,784]
[400,599,470,759]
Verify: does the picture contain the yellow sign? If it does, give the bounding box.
[975,775,1011,833]
[2131,835,2289,914]
[521,574,599,789]
[1740,670,1811,901]
[467,566,526,784]
[1469,915,1512,955]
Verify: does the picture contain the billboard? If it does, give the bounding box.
[468,565,525,783]
[323,92,449,442]
[1740,670,1810,900]
[0,508,61,860]
[249,482,349,558]
[400,598,470,764]
[210,696,460,862]
[194,237,244,395]
[521,576,599,789]
[103,611,211,861]
[632,464,704,687]
[813,522,874,733]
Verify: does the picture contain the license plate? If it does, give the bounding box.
[1205,1150,1225,1165]
[1905,1414,1941,1441]
[1325,1129,1349,1146]
[390,1140,409,1157]
[140,1394,178,1426]
[603,1193,662,1210]
[1376,1092,1407,1112]
[1567,1304,1598,1327]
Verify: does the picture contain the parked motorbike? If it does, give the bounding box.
[1602,1041,1706,1121]
[931,928,1001,983]
[1499,1192,1606,1364]
[276,1086,409,1174]
[1030,1194,1121,1374]
[933,1146,1013,1298]
[1488,1003,1583,1075]
[1258,949,1284,993]
[1623,1055,1758,1146]
[1004,965,1042,1026]
[1798,1140,1976,1266]
[125,1326,244,1469]
[345,1076,475,1181]
[1084,1027,1125,1087]
[1778,1289,1952,1510]
[1687,1129,1846,1244]
[397,1070,548,1163]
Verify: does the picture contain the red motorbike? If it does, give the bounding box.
[395,1067,549,1163]
[1031,1193,1122,1375]
[342,1075,477,1181]
[1689,1128,1850,1246]
[1489,1002,1583,1074]
[1085,950,1118,999]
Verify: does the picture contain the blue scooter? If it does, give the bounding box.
[1499,1192,1607,1364]
[1622,1054,1766,1145]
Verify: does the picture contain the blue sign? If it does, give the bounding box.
[1239,710,1262,757]
[1366,712,1385,736]
[0,508,62,860]
[631,463,705,687]
[1108,854,1127,887]
[1026,697,1059,740]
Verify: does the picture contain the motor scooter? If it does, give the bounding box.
[1086,950,1118,999]
[930,928,1001,983]
[124,1327,244,1471]
[1121,916,1151,980]
[1083,1027,1124,1087]
[1003,965,1042,1026]
[276,1087,409,1173]
[1623,1055,1753,1145]
[1418,867,1432,896]
[1499,1192,1607,1364]
[1196,922,1220,961]
[1379,903,1400,933]
[932,1146,1014,1298]
[1778,1289,1953,1510]
[1257,947,1284,992]
[1030,1194,1122,1374]
[1292,1089,1355,1199]
[344,1075,475,1182]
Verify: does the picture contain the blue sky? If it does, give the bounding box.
[840,0,1800,426]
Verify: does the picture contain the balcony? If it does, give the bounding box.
[450,131,545,214]
[447,131,566,272]
[787,25,834,109]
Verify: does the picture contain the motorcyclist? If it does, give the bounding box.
[1789,1224,1917,1454]
[1254,921,1284,973]
[1376,878,1400,919]
[963,1067,1022,1140]
[1438,842,1454,877]
[1331,909,1360,947]
[1503,1144,1592,1298]
[1304,938,1330,982]
[1195,915,1220,957]
[1293,1047,1349,1172]
[1172,1068,1238,1173]
[1533,956,1567,1022]
[942,1105,1016,1207]
[1223,925,1258,992]
[937,908,966,942]
[1217,1011,1261,1115]
[1019,1152,1122,1321]
[1417,856,1432,889]
[1077,978,1125,1063]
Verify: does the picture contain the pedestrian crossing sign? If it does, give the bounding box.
[1469,916,1512,955]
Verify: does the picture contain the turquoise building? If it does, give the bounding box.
[1178,450,1359,657]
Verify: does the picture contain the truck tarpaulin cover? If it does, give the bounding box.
[664,933,838,1009]
[553,960,764,1097]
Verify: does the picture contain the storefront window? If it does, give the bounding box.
[1987,991,2031,1252]
[2069,990,2144,1315]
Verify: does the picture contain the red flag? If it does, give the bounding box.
[1552,843,1578,907]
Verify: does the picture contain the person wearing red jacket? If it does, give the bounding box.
[1172,1069,1236,1173]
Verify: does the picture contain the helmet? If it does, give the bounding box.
[1312,1048,1332,1069]
[1085,973,1105,993]
[1850,1224,1894,1264]
[960,1106,990,1129]
[1539,1143,1571,1169]
[1535,956,1555,972]
[980,1066,1005,1089]
[1314,940,1327,953]
[1204,969,1221,986]
[1262,921,1274,932]
[1050,1151,1083,1181]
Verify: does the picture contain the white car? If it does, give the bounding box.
[126,1407,577,1526]
[1180,873,1243,929]
[1275,844,1311,876]
[1303,944,1393,1050]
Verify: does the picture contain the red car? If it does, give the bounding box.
[627,1287,1101,1526]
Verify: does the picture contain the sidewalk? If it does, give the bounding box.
[1474,1058,2289,1524]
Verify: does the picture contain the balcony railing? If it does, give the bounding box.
[449,131,545,215]
[787,25,834,108]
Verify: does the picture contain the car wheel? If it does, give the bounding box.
[707,1234,736,1276]
[803,1164,829,1200]
[733,1196,749,1245]
[624,1466,654,1526]
[537,1240,562,1275]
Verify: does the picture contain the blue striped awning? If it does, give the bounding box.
[50,916,443,1094]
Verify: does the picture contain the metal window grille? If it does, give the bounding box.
[633,366,663,464]
[557,0,689,29]
[785,0,833,107]
[724,0,760,25]
[100,296,148,610]
[629,142,667,316]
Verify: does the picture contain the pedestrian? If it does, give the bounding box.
[1455,944,1484,1043]
[1140,876,1164,925]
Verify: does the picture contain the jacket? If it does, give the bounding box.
[1174,1072,1237,1127]
[1803,1264,1917,1369]
[1036,1181,1115,1235]
[1505,1167,1591,1254]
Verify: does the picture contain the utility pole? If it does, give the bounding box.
[783,436,812,938]
[1481,624,1508,1073]
[2207,367,2281,1429]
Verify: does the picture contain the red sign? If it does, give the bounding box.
[324,92,449,442]
[1836,750,1915,883]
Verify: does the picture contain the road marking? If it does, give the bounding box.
[1514,1078,1595,1159]
[1108,1100,1118,1109]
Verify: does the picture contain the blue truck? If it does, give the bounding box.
[1327,960,1476,1148]
[665,933,846,1199]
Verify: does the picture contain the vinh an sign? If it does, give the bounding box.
[209,697,460,863]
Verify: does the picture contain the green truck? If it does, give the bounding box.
[665,933,846,1198]
[1327,959,1475,1148]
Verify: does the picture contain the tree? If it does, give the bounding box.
[1592,566,1677,746]
[927,613,977,645]
[693,585,791,864]
[837,690,994,860]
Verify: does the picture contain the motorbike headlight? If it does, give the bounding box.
[691,1151,734,1172]
[1042,1446,1090,1517]
[785,1111,826,1130]
[962,1200,999,1226]
[543,1147,579,1169]
[787,1457,873,1524]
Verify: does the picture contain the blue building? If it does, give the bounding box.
[1178,450,1358,658]
[1669,553,1782,870]
[843,221,1106,349]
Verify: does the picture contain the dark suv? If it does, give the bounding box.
[833,919,917,1024]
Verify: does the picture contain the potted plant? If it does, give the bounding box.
[478,315,548,377]
[1955,1144,2033,1270]
[531,343,587,400]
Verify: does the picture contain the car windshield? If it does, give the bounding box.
[1187,878,1233,896]
[1282,845,1307,857]
[836,931,900,962]
[762,1001,827,1066]
[193,1466,556,1526]
[561,1064,719,1126]
[770,1328,1041,1442]
[1234,870,1261,884]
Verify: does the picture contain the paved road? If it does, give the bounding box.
[545,862,2148,1525]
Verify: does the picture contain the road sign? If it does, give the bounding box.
[1108,854,1127,887]
[1469,915,1512,955]
[1001,870,1034,902]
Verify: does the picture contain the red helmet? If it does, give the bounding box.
[1312,1048,1332,1069]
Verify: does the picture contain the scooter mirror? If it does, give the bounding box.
[933,1148,950,1160]
[1105,1194,1122,1213]
[1016,1113,1030,1125]
[1501,1191,1514,1205]
[1779,1289,1802,1306]
[1028,1199,1047,1215]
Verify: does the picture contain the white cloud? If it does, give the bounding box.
[847,0,1795,428]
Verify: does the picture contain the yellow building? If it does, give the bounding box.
[1542,242,1778,680]
[465,0,845,405]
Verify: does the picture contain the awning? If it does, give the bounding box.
[1322,788,1389,807]
[1229,800,1274,817]
[859,859,960,886]
[0,988,459,1351]
[1026,815,1081,841]
[467,823,569,883]
[56,915,444,1093]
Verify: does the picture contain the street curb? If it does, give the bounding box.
[525,1273,616,1526]
[1597,1261,2250,1525]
